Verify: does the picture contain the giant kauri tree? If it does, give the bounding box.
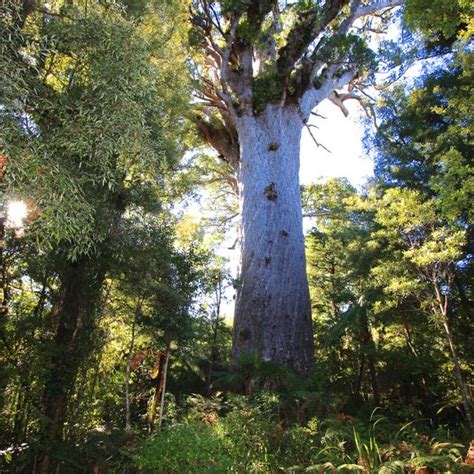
[191,0,402,373]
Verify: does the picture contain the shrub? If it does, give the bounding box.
[129,397,469,473]
[132,422,234,473]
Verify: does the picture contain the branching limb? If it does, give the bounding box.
[311,111,327,119]
[193,111,239,170]
[208,2,226,37]
[299,66,358,119]
[277,0,349,85]
[354,0,403,19]
[328,88,379,127]
[199,0,225,38]
[304,122,331,154]
[220,18,239,100]
[297,0,404,117]
[328,91,350,117]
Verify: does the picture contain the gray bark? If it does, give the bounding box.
[192,0,403,379]
[232,105,314,375]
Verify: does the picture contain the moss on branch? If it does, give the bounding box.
[252,69,284,113]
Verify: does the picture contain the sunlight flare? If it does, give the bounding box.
[7,200,28,228]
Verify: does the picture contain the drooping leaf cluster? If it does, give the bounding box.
[0,0,190,259]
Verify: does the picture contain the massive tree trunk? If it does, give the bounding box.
[232,105,314,374]
[191,0,402,376]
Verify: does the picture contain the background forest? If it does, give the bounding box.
[0,0,472,472]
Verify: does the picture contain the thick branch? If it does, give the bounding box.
[220,19,239,100]
[297,0,404,117]
[299,67,358,119]
[354,0,403,18]
[245,0,277,31]
[193,114,239,170]
[277,0,349,85]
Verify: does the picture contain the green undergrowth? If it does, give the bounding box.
[127,394,472,473]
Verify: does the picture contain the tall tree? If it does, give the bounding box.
[305,179,381,404]
[0,0,190,466]
[368,46,473,433]
[190,0,403,373]
[371,188,473,434]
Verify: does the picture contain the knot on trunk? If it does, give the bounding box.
[264,182,277,201]
[239,328,251,342]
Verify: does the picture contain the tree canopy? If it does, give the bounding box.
[0,0,473,471]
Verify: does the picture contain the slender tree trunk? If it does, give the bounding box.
[232,105,314,375]
[401,315,430,394]
[207,281,223,394]
[0,208,8,317]
[401,316,419,358]
[125,304,140,433]
[148,352,166,432]
[360,308,380,405]
[355,356,365,397]
[433,282,474,436]
[38,257,106,473]
[367,351,379,406]
[206,317,219,395]
[148,342,170,433]
[12,378,33,444]
[440,314,474,435]
[12,385,24,439]
[158,349,170,430]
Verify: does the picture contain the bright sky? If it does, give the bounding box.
[300,98,371,187]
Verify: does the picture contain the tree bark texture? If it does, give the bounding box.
[148,346,169,433]
[39,257,106,472]
[232,105,314,375]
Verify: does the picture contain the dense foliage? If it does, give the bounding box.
[0,0,472,472]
